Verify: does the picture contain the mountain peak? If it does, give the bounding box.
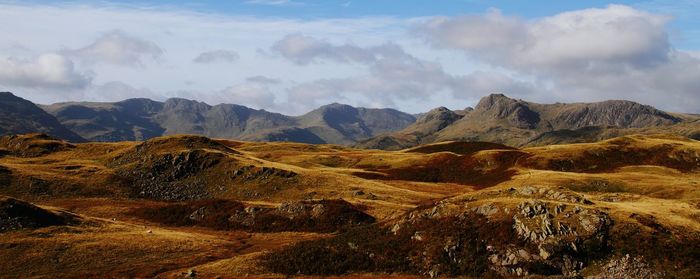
[473,93,540,129]
[0,92,85,142]
[427,106,451,113]
[475,93,520,110]
[317,102,356,111]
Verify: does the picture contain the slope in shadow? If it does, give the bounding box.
[0,196,79,232]
[355,148,528,188]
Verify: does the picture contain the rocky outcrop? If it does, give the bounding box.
[591,254,664,279]
[109,136,240,201]
[133,199,374,233]
[505,201,611,276]
[232,166,298,181]
[374,186,611,277]
[115,149,233,201]
[474,94,541,129]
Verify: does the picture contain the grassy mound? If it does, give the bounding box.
[0,134,74,157]
[0,196,77,232]
[355,150,527,188]
[405,141,515,155]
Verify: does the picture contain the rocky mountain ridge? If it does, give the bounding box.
[358,94,700,149]
[40,97,416,144]
[1,91,698,147]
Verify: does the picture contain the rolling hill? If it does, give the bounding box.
[0,133,698,277]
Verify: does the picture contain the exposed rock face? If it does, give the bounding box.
[474,94,541,129]
[231,166,297,181]
[119,150,226,201]
[349,186,611,277]
[110,136,241,201]
[549,100,679,129]
[0,92,85,142]
[508,200,611,276]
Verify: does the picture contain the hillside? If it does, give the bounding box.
[0,92,85,142]
[359,94,700,149]
[41,97,415,144]
[0,133,698,277]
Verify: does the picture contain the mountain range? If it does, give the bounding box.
[40,96,415,144]
[358,94,700,149]
[1,91,699,147]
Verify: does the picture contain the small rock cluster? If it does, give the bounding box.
[232,165,297,180]
[118,150,227,201]
[490,200,611,276]
[140,199,375,233]
[592,254,663,279]
[514,185,592,204]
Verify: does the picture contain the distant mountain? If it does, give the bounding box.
[41,98,164,141]
[0,92,84,142]
[358,94,700,149]
[40,96,416,144]
[4,91,698,147]
[357,106,468,150]
[295,103,416,145]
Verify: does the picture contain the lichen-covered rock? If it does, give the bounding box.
[498,200,611,276]
[591,254,663,279]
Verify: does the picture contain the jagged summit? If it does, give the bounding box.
[359,94,699,149]
[33,93,415,144]
[1,91,698,147]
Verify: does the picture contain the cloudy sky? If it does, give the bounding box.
[1,0,699,114]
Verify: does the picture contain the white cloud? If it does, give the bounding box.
[83,81,164,102]
[283,35,533,110]
[246,76,281,84]
[0,53,92,89]
[221,83,277,109]
[169,81,279,110]
[417,5,671,73]
[415,4,700,113]
[66,30,163,67]
[271,34,377,65]
[193,50,240,64]
[1,2,699,114]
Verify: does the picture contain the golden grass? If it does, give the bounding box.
[0,133,699,277]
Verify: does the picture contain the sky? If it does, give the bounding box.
[0,0,699,115]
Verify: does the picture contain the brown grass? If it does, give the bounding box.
[0,133,699,277]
